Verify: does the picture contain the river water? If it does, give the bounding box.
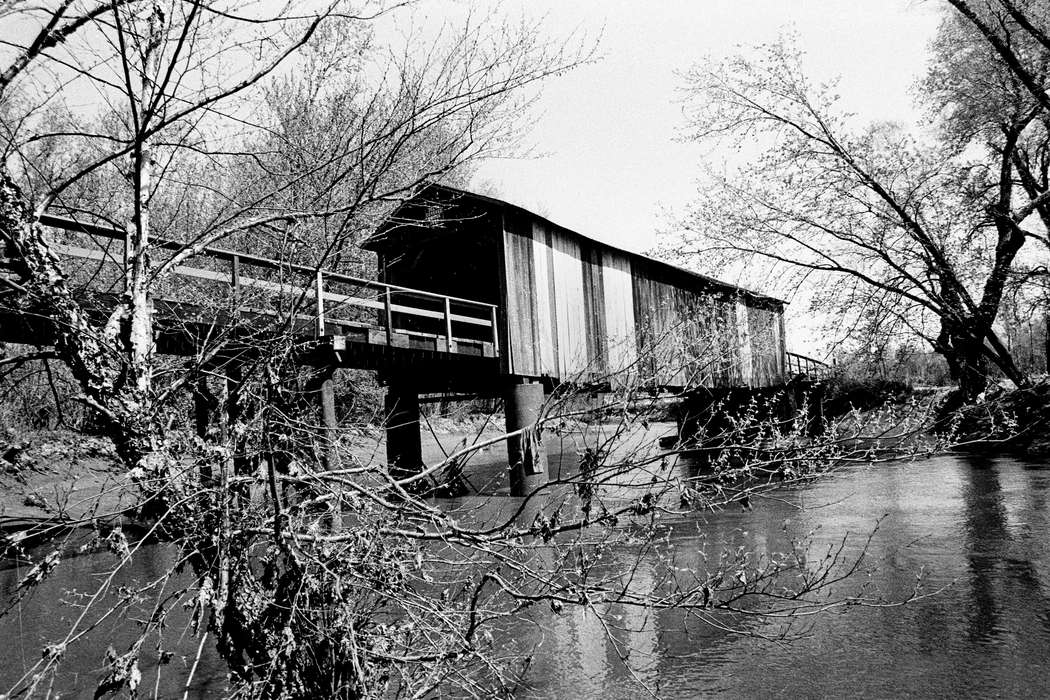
[3,451,1050,698]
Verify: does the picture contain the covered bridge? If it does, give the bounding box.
[366,184,787,392]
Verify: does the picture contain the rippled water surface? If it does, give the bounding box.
[4,451,1050,698]
[517,452,1050,698]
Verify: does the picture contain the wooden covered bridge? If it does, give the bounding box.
[0,185,824,494]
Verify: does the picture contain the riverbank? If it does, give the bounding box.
[940,380,1050,456]
[5,378,1045,531]
[0,429,126,522]
[0,416,678,531]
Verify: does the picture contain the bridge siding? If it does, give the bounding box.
[500,208,787,388]
[749,304,786,385]
[531,222,558,375]
[502,213,540,375]
[549,225,588,378]
[504,215,641,382]
[369,185,788,389]
[632,266,739,388]
[600,249,637,383]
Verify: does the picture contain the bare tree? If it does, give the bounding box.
[0,3,944,698]
[674,6,1050,400]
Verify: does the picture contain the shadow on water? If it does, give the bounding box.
[958,453,1050,647]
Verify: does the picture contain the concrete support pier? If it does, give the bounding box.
[385,383,423,484]
[191,374,215,479]
[315,365,339,471]
[504,380,547,497]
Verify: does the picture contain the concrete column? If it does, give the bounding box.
[192,374,214,480]
[385,383,423,483]
[316,365,339,471]
[192,374,213,440]
[505,380,547,497]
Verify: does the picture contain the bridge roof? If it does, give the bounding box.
[368,183,786,307]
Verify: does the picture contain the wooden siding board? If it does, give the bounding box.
[591,248,607,368]
[632,269,655,385]
[551,229,587,378]
[502,212,539,376]
[580,244,607,378]
[581,246,598,372]
[601,252,636,383]
[531,221,557,377]
[735,299,754,386]
[546,228,560,376]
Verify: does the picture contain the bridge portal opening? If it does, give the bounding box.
[364,195,503,345]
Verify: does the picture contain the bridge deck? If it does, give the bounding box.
[1,214,500,384]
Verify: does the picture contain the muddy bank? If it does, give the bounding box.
[0,429,128,523]
[0,418,679,527]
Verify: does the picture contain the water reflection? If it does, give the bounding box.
[4,454,1050,698]
[514,454,1050,698]
[0,537,226,699]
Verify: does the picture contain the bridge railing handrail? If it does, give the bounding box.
[38,213,500,354]
[38,213,498,311]
[785,351,832,380]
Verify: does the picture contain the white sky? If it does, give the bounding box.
[428,0,947,356]
[459,0,945,257]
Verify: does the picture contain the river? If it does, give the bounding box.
[3,450,1050,698]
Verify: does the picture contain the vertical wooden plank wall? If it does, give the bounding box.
[499,205,785,388]
[503,215,588,380]
[549,229,588,378]
[747,305,784,387]
[601,251,637,381]
[632,264,772,388]
[501,212,539,376]
[531,222,558,375]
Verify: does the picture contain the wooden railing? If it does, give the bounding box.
[786,351,832,381]
[38,214,500,356]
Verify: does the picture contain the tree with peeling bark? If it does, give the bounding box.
[674,5,1050,401]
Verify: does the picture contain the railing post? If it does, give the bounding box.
[490,305,499,356]
[315,269,325,338]
[444,297,453,353]
[231,254,241,295]
[384,286,393,346]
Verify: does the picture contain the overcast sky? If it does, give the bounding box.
[443,1,945,259]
